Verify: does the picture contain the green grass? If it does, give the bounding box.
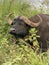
[0,0,49,65]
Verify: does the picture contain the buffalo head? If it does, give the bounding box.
[7,13,40,37]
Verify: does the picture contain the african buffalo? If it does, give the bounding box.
[7,13,49,52]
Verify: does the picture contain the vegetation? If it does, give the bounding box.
[0,0,49,65]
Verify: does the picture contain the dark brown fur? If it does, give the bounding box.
[29,14,49,52]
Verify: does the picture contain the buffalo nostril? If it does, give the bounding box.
[10,28,15,31]
[10,28,15,34]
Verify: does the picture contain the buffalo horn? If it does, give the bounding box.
[20,16,40,27]
[6,13,13,25]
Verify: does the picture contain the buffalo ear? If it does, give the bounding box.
[20,16,40,27]
[6,13,14,25]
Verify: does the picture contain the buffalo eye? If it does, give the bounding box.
[11,19,17,25]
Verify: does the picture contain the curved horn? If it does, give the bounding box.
[20,16,40,27]
[6,13,13,25]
